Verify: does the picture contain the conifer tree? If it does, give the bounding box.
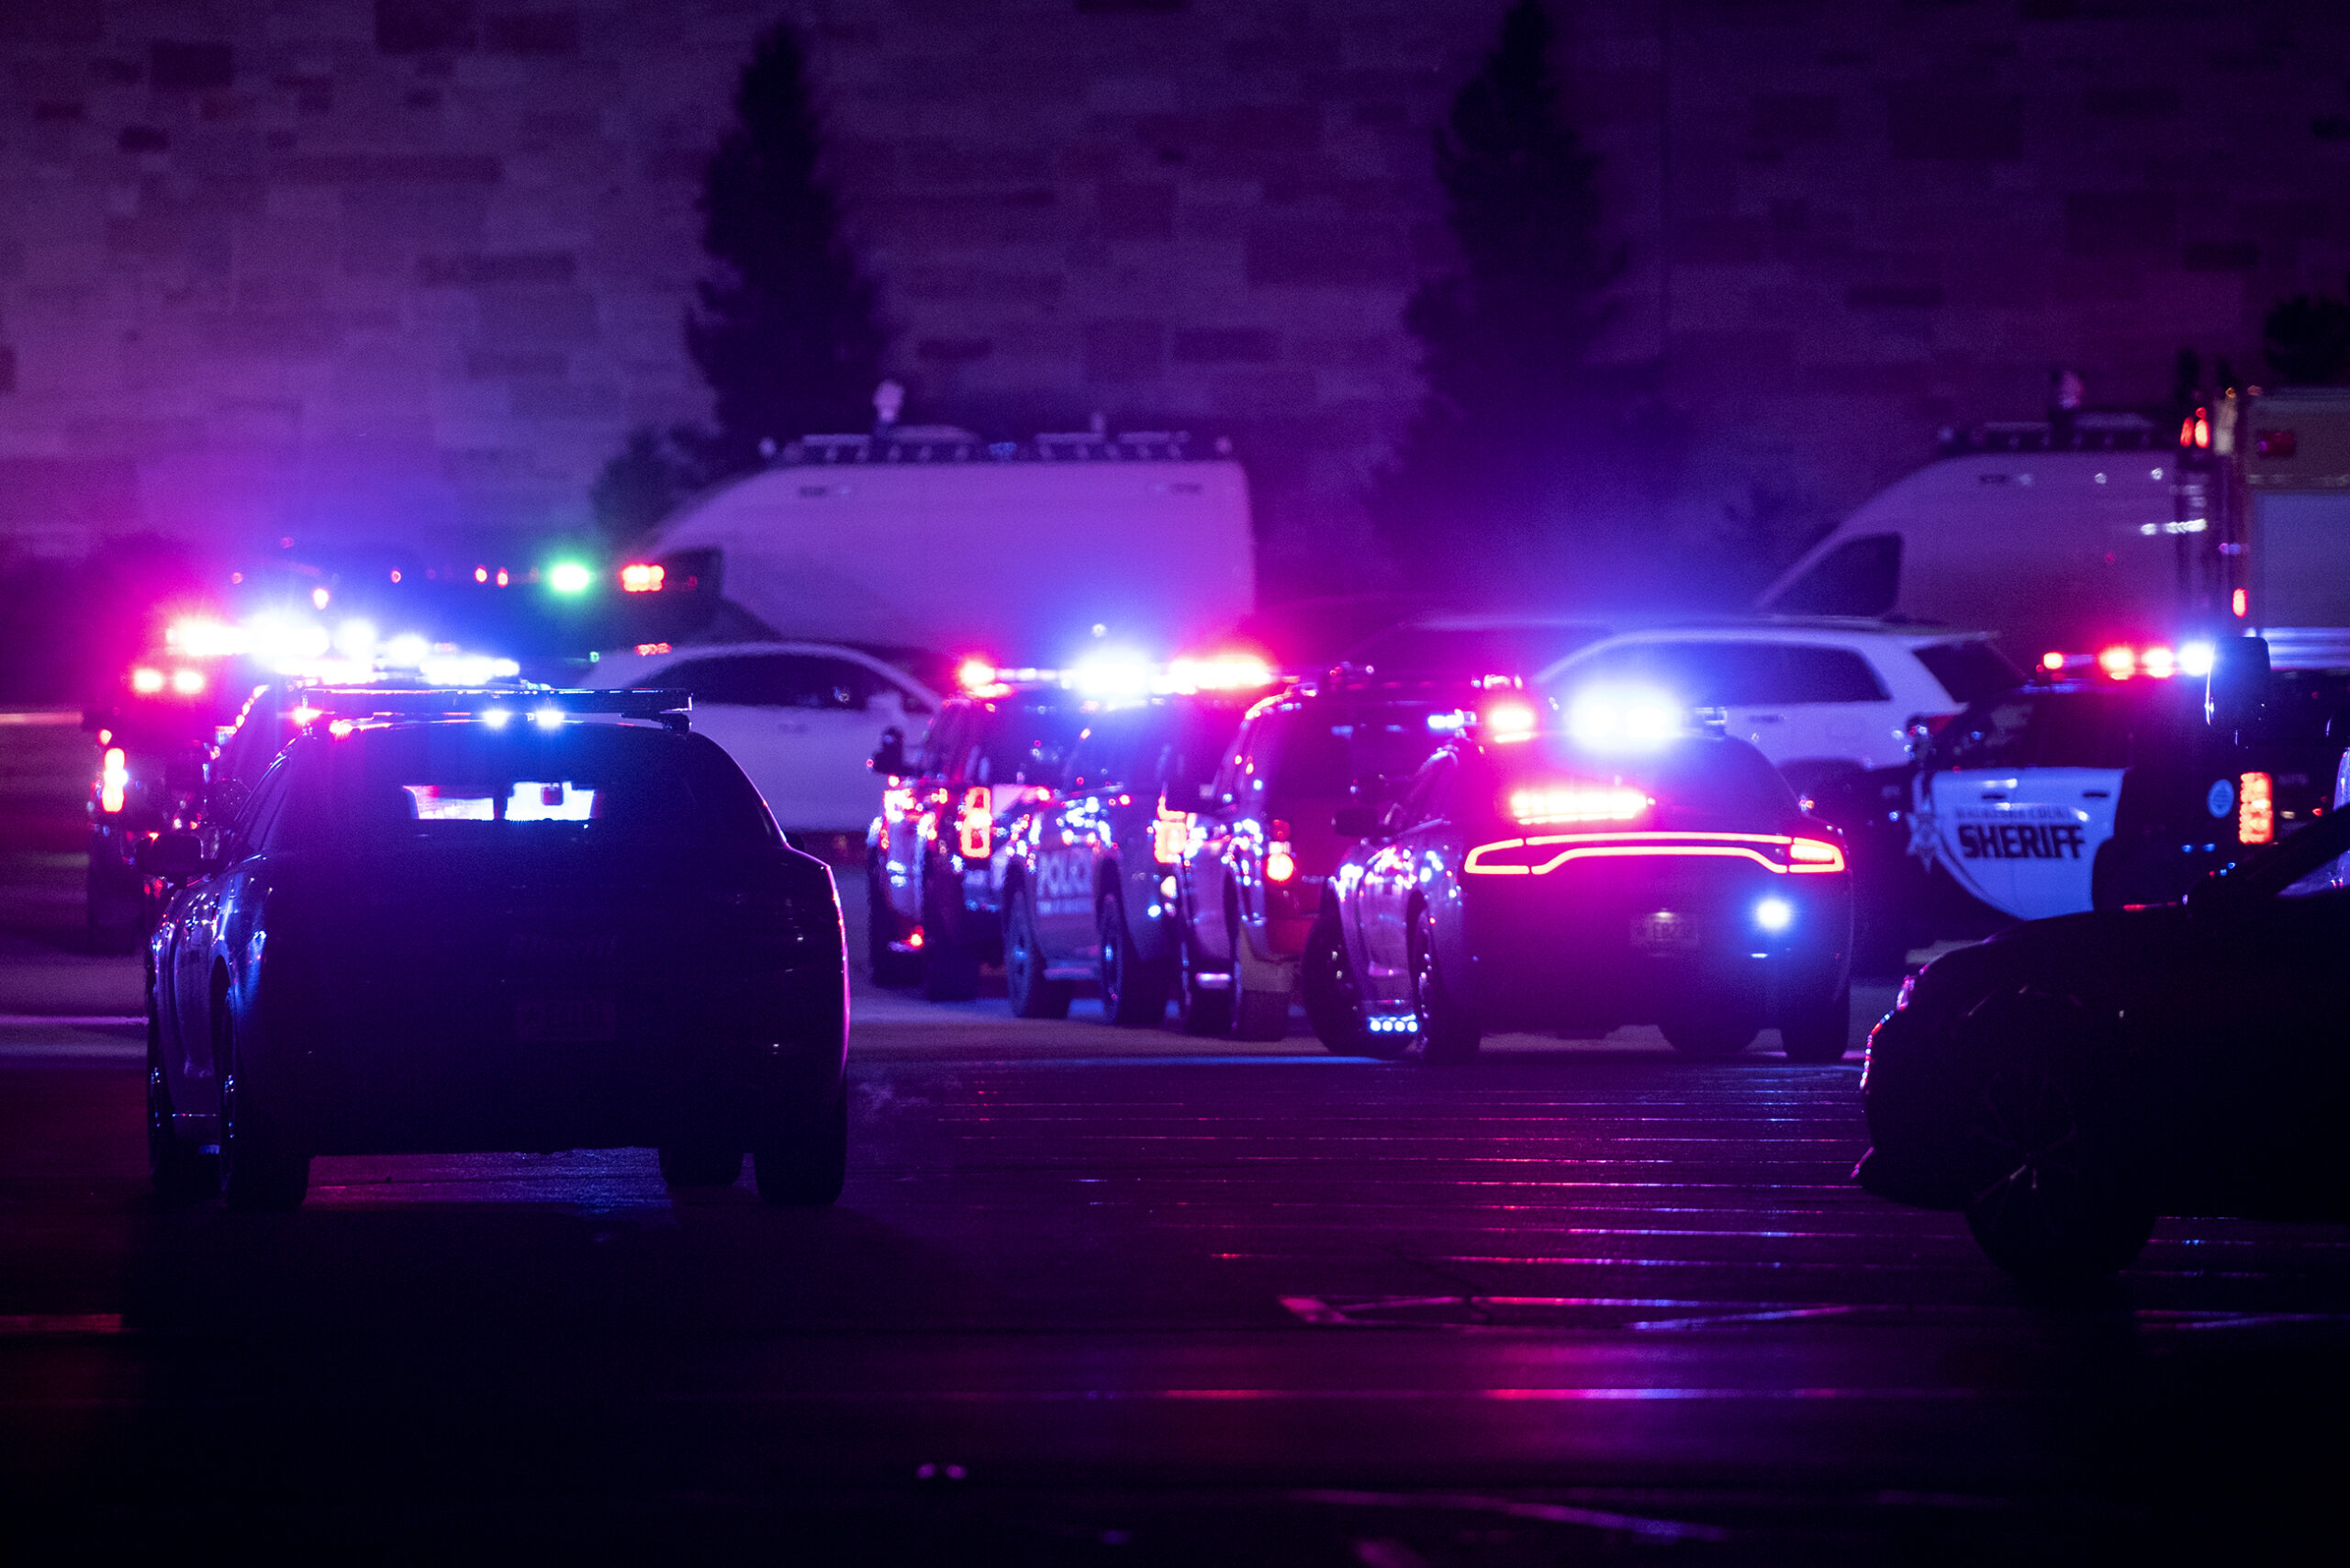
[588,23,883,534]
[1374,0,1627,599]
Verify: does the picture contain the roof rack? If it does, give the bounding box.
[289,688,694,733]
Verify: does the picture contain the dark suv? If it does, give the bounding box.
[865,691,1082,1000]
[1169,676,1491,1038]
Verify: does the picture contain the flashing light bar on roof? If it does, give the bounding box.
[2039,643,2209,682]
[1507,785,1651,826]
[954,651,1280,700]
[286,688,695,732]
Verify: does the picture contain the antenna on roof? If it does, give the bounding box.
[873,379,905,435]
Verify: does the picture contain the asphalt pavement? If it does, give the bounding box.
[4,715,2347,1564]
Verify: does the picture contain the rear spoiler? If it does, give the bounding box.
[286,687,695,734]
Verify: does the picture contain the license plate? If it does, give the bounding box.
[514,994,618,1043]
[1631,912,1697,951]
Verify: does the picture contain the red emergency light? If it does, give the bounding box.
[620,563,666,593]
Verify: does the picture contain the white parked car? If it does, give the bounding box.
[589,641,938,833]
[1537,620,2021,790]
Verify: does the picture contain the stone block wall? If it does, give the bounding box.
[1,0,2346,604]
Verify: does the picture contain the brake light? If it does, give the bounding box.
[1462,831,1846,877]
[2232,588,2248,619]
[957,786,992,860]
[100,747,128,814]
[620,563,666,592]
[2239,771,2273,846]
[1507,785,1650,825]
[1265,819,1296,884]
[1153,801,1191,865]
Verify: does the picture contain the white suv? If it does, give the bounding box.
[590,640,939,833]
[1536,620,2020,790]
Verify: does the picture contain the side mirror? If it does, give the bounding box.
[137,830,209,881]
[1332,804,1381,839]
[2205,635,2271,733]
[868,726,909,775]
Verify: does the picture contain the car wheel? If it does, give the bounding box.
[867,858,922,989]
[1174,931,1233,1036]
[1004,885,1072,1020]
[920,866,980,1002]
[1662,1014,1757,1059]
[1778,984,1852,1062]
[1303,902,1400,1059]
[1098,889,1172,1027]
[1407,902,1480,1065]
[215,1003,308,1213]
[657,1142,744,1188]
[147,1000,215,1199]
[1960,1058,2155,1282]
[754,1081,848,1206]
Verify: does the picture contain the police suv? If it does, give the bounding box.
[864,685,1083,999]
[996,690,1261,1024]
[1909,639,2350,922]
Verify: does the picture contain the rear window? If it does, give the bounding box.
[300,722,777,850]
[917,700,1082,783]
[1910,641,2023,706]
[1261,705,1452,797]
[1561,641,1888,706]
[1480,736,1797,827]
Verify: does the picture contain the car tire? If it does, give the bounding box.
[147,1001,215,1199]
[1778,985,1852,1063]
[657,1143,744,1188]
[1662,1014,1757,1059]
[1304,902,1401,1059]
[1004,885,1072,1020]
[1174,934,1233,1036]
[1227,886,1290,1042]
[754,1081,848,1206]
[215,1004,309,1213]
[1407,902,1480,1065]
[920,866,981,1002]
[1098,889,1172,1027]
[1959,1058,2155,1282]
[867,859,923,989]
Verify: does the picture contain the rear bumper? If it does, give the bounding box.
[274,960,848,1157]
[1461,868,1851,1032]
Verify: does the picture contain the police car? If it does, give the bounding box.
[1909,640,2350,922]
[140,688,850,1211]
[864,681,1083,999]
[1304,708,1852,1062]
[1169,673,1505,1039]
[997,689,1262,1023]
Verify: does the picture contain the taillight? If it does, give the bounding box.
[1265,819,1296,884]
[1786,837,1845,873]
[957,786,992,860]
[2239,771,2273,846]
[100,747,128,814]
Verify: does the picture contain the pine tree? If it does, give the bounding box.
[681,22,884,476]
[1373,0,1626,599]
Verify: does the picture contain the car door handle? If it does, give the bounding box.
[1979,791,2008,801]
[2081,790,2110,799]
[1748,714,1785,723]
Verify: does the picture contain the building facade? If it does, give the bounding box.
[2,0,2345,601]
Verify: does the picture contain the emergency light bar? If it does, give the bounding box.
[955,653,1278,700]
[286,688,695,733]
[2034,642,2213,683]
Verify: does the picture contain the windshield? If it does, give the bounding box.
[301,722,777,851]
[1930,686,2204,771]
[1346,622,1610,678]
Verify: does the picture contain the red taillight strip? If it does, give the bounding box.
[1462,832,1845,877]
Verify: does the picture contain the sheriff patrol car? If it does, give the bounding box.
[1908,642,2350,921]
